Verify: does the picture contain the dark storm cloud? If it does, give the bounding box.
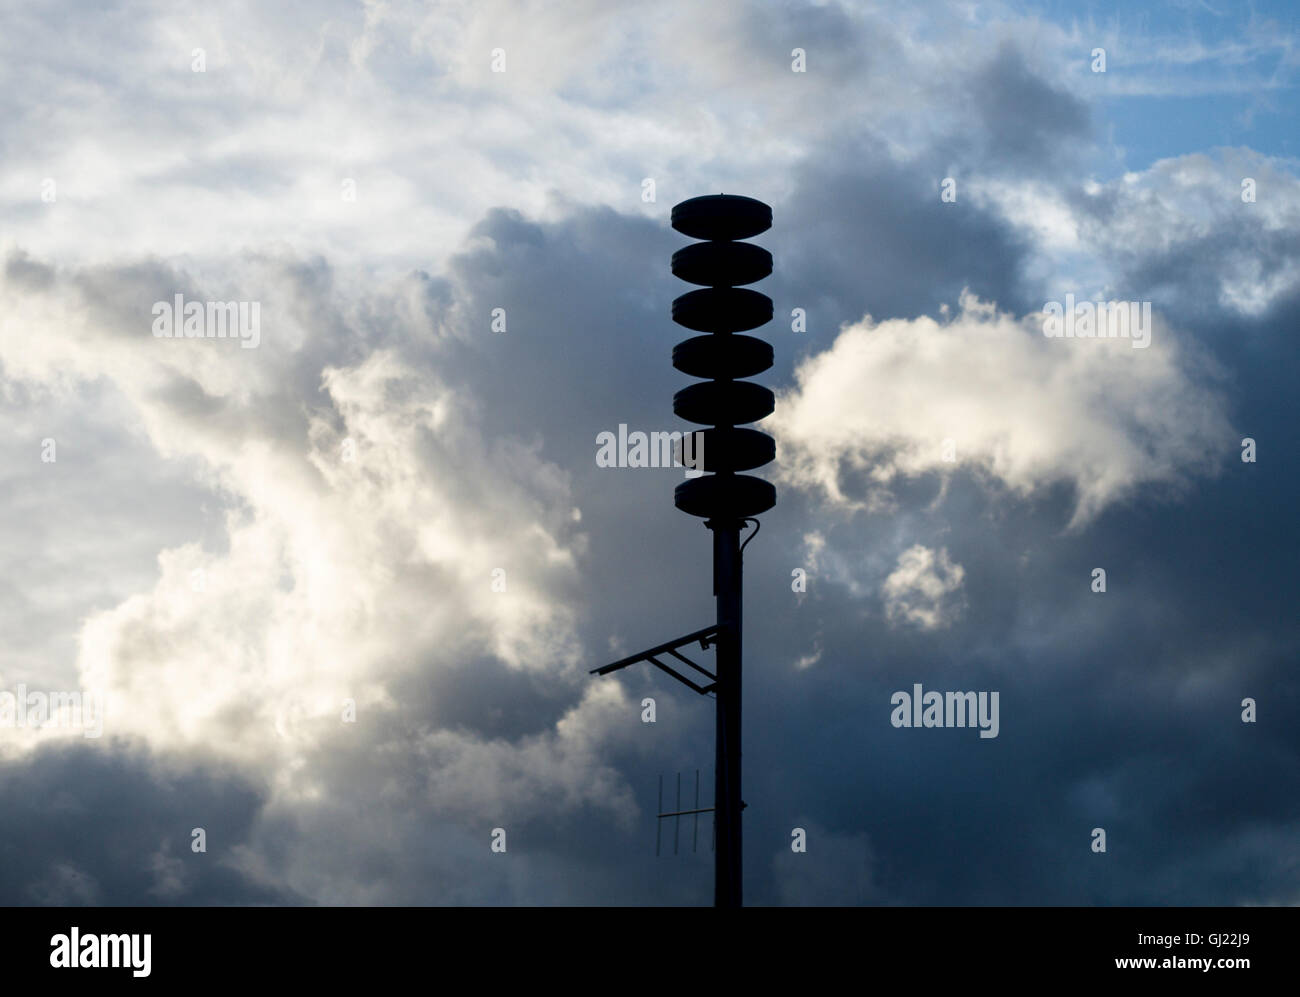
[738,472,1300,904]
[969,41,1092,172]
[1120,225,1300,343]
[0,743,296,905]
[732,264,1299,904]
[703,45,1086,345]
[773,136,1035,333]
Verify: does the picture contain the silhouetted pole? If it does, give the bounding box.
[712,518,743,906]
[591,195,773,907]
[671,194,775,908]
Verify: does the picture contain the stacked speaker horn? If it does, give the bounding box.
[670,194,776,520]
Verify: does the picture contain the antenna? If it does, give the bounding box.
[656,770,714,856]
[593,194,775,907]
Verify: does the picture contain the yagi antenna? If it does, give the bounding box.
[656,770,714,857]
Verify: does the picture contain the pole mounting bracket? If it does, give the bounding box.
[591,624,719,695]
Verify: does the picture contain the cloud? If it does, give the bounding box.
[0,244,645,884]
[970,42,1091,172]
[0,742,295,905]
[882,545,965,630]
[770,291,1234,528]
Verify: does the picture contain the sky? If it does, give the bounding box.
[0,0,1296,905]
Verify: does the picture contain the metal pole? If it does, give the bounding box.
[711,513,743,907]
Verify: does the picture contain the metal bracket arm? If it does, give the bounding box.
[591,624,719,695]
